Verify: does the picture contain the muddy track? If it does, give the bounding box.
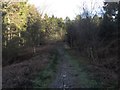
[3,43,117,89]
[49,43,98,88]
[49,47,77,88]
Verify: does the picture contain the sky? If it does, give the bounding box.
[28,0,105,20]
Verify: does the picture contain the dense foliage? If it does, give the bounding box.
[1,1,65,65]
[65,2,119,74]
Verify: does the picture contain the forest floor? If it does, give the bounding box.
[2,42,118,89]
[2,44,55,88]
[48,43,100,88]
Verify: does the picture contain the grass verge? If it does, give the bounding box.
[33,49,58,88]
[65,49,101,88]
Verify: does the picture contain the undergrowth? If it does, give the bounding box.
[33,48,58,88]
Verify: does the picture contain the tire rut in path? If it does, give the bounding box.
[49,47,80,88]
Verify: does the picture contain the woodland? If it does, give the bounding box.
[1,1,120,89]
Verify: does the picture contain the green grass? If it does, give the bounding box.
[65,49,101,88]
[66,49,118,88]
[33,49,59,88]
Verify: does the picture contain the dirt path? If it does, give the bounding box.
[49,43,98,88]
[49,47,77,88]
[2,43,118,88]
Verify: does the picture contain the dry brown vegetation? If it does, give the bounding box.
[2,44,55,88]
[67,48,118,88]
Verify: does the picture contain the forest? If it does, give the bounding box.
[1,0,120,89]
